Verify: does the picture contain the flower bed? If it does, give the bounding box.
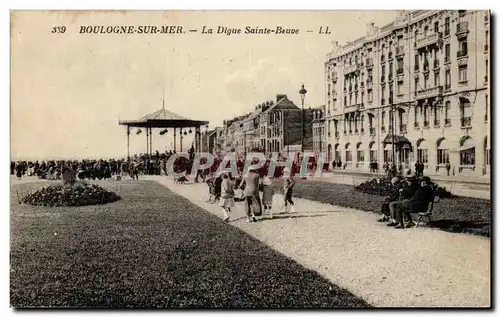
[21,181,121,207]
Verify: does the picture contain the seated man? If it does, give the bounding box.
[387,176,420,227]
[391,176,434,229]
[378,177,401,222]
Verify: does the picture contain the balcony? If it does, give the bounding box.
[396,46,405,57]
[370,127,375,135]
[456,22,469,38]
[416,85,443,100]
[415,32,441,50]
[461,117,472,128]
[366,58,374,68]
[433,59,440,69]
[345,63,359,75]
[399,124,407,133]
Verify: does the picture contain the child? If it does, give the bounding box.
[206,175,215,203]
[219,173,235,222]
[283,175,296,213]
[261,175,275,219]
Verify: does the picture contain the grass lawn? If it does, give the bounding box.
[10,180,370,308]
[272,179,491,237]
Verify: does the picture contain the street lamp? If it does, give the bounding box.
[299,84,307,154]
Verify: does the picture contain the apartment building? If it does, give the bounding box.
[324,10,490,176]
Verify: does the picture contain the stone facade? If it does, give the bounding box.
[324,10,490,176]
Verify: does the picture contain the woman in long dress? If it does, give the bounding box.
[219,173,235,222]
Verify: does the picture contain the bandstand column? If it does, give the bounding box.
[180,128,183,152]
[146,127,149,156]
[149,127,153,157]
[126,126,130,161]
[173,128,177,152]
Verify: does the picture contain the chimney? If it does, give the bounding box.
[276,94,287,102]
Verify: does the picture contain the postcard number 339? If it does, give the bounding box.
[51,26,67,34]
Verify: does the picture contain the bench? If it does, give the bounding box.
[414,189,440,228]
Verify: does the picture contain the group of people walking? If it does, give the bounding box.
[205,167,296,223]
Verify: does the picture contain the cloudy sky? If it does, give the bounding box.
[11,10,398,160]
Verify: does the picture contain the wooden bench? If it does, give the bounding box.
[415,188,440,228]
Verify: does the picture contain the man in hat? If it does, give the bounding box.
[378,176,402,222]
[387,175,420,227]
[390,176,434,229]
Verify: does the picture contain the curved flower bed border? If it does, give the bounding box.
[21,181,121,207]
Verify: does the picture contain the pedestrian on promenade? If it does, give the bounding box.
[282,174,296,213]
[219,173,235,222]
[446,162,451,176]
[261,175,275,219]
[238,167,262,223]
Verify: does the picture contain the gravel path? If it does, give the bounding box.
[148,176,490,308]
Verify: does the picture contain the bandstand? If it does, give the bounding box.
[118,105,209,160]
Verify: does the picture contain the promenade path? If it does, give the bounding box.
[148,175,490,308]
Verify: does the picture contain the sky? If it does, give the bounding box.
[10,10,398,160]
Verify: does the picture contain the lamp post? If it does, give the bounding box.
[299,84,307,154]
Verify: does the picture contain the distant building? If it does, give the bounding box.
[324,10,490,176]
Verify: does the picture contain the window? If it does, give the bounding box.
[384,149,393,163]
[445,69,451,88]
[361,92,364,104]
[381,87,385,104]
[382,65,386,76]
[345,150,352,162]
[369,150,378,162]
[424,26,429,36]
[368,89,373,102]
[460,149,475,165]
[434,105,440,124]
[417,149,429,163]
[445,44,450,62]
[459,65,468,82]
[397,81,403,95]
[445,101,451,124]
[424,74,428,89]
[434,22,439,33]
[344,96,347,107]
[437,149,450,164]
[414,107,419,123]
[389,62,393,75]
[459,41,468,55]
[381,111,385,128]
[445,17,450,35]
[357,150,365,162]
[434,72,440,86]
[397,59,404,73]
[485,95,488,121]
[423,106,428,123]
[415,77,419,94]
[415,54,419,69]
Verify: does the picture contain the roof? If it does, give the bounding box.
[119,106,209,128]
[261,96,300,114]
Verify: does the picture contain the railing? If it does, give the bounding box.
[456,22,469,37]
[416,86,443,100]
[461,117,472,127]
[415,32,440,49]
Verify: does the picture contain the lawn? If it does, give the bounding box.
[271,179,491,237]
[10,180,370,308]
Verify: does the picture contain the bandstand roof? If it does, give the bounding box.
[119,107,209,128]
